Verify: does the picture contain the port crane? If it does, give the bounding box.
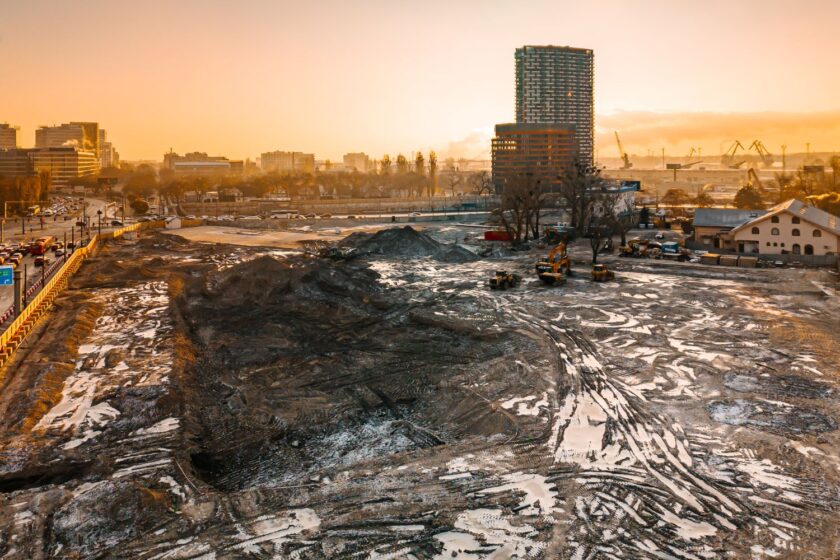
[748,140,774,167]
[614,131,632,170]
[721,140,746,168]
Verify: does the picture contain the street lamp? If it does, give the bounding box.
[97,209,102,237]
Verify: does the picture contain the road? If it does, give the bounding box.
[0,198,122,322]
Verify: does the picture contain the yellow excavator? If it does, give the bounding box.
[535,242,571,285]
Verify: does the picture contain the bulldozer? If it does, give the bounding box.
[536,242,571,286]
[488,270,522,290]
[591,264,615,282]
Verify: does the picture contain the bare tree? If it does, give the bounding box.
[380,154,392,176]
[428,151,438,196]
[445,171,462,197]
[588,191,620,264]
[470,171,494,196]
[498,172,544,245]
[558,160,606,233]
[396,154,409,175]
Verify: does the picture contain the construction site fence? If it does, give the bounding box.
[0,221,164,373]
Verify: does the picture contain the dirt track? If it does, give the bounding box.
[0,226,837,559]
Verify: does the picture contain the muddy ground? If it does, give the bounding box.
[0,225,838,559]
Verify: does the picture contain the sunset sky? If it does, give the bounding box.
[2,0,840,161]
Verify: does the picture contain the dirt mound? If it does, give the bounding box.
[177,254,538,491]
[344,226,479,262]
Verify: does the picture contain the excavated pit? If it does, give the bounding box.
[178,254,536,491]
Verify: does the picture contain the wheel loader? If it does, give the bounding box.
[591,264,615,282]
[488,270,522,290]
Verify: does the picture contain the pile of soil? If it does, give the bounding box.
[342,226,479,263]
[177,254,540,491]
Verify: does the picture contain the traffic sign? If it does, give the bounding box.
[0,266,13,286]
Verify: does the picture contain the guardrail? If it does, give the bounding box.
[0,221,156,373]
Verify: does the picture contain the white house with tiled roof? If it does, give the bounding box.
[725,199,840,256]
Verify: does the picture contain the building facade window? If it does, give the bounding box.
[751,227,760,234]
[805,245,814,255]
[771,227,780,235]
[792,228,800,236]
[792,217,800,224]
[792,244,801,254]
[771,216,779,223]
[813,229,822,237]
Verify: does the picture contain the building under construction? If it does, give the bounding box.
[491,123,577,192]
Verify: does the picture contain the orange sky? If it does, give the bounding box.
[2,0,839,161]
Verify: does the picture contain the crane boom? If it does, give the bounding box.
[614,131,632,169]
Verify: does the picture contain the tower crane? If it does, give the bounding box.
[614,131,632,170]
[747,140,774,167]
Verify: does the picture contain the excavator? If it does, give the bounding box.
[535,242,571,285]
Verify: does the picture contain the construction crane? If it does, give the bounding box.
[747,168,764,190]
[747,140,774,167]
[614,131,632,170]
[721,140,746,168]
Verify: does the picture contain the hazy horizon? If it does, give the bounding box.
[3,0,839,161]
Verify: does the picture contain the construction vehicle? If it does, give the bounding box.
[543,223,575,244]
[615,131,632,170]
[488,270,522,290]
[535,242,572,285]
[721,140,746,168]
[591,264,615,282]
[748,140,774,167]
[619,238,650,258]
[660,241,691,261]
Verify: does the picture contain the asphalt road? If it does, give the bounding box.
[0,198,121,318]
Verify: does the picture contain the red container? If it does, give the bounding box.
[484,230,511,242]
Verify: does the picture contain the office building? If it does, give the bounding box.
[164,151,234,175]
[98,129,120,169]
[0,149,37,178]
[514,45,594,164]
[0,124,18,149]
[36,122,100,158]
[261,151,315,173]
[32,147,99,186]
[491,123,577,191]
[343,152,371,173]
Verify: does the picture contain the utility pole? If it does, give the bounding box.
[661,148,665,169]
[781,145,787,172]
[13,269,22,318]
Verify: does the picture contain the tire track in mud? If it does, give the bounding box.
[515,310,744,559]
[376,263,837,559]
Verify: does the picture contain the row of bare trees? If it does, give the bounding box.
[497,161,640,263]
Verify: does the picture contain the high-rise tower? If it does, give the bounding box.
[515,45,594,164]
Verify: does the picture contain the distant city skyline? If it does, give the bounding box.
[3,0,840,161]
